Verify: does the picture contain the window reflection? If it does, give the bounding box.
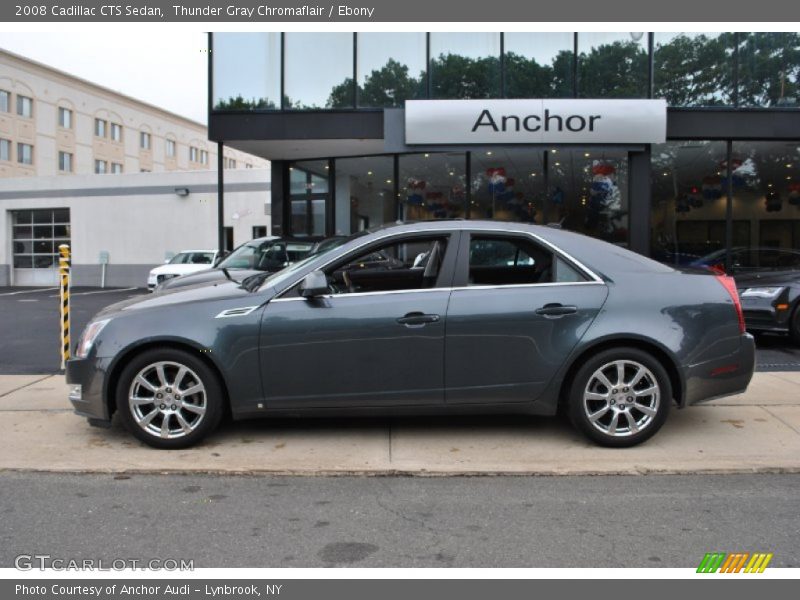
[577,33,648,98]
[430,33,501,99]
[399,153,466,220]
[334,156,395,234]
[289,160,329,236]
[504,33,574,98]
[470,148,544,222]
[547,149,629,243]
[731,141,800,270]
[356,33,427,107]
[284,33,354,109]
[213,33,281,110]
[654,33,735,106]
[651,141,732,265]
[738,33,800,108]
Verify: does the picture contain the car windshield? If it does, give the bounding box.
[218,239,314,270]
[168,252,214,265]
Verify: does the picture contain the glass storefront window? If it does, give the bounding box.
[289,160,330,236]
[738,33,800,108]
[577,33,648,98]
[399,153,466,220]
[650,141,731,265]
[430,33,501,99]
[284,33,354,109]
[504,33,575,98]
[470,148,544,222]
[730,141,800,271]
[213,33,281,110]
[546,149,629,244]
[334,156,395,235]
[653,33,735,107]
[356,33,427,107]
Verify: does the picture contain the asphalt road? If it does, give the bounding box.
[0,472,797,568]
[0,286,799,374]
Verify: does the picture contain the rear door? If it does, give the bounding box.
[444,231,608,404]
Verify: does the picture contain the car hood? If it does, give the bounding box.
[149,263,211,275]
[95,279,272,319]
[734,270,800,287]
[156,268,262,291]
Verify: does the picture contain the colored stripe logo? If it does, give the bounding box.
[697,552,773,573]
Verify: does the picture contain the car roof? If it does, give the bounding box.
[176,249,217,253]
[359,220,675,277]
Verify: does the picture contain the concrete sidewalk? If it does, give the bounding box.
[0,373,799,476]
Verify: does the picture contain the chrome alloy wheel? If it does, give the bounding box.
[128,361,207,439]
[582,359,660,437]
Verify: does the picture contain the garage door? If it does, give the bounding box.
[11,208,71,286]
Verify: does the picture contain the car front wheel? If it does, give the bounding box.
[568,347,672,447]
[116,348,224,449]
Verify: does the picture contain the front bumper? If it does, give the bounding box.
[683,333,756,406]
[65,355,114,423]
[741,296,793,333]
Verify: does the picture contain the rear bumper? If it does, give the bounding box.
[683,333,756,406]
[65,355,113,423]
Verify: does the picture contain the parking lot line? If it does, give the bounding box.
[0,287,58,296]
[48,287,139,297]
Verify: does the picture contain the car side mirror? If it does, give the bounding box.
[299,271,329,298]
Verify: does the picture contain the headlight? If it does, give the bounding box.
[740,287,785,299]
[75,319,110,358]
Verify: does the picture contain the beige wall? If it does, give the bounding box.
[0,49,268,178]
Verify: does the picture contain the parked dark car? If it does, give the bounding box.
[67,221,755,449]
[691,247,800,343]
[155,236,314,292]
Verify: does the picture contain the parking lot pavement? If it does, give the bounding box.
[0,372,799,477]
[0,286,148,374]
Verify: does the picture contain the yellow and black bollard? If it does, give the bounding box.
[58,244,71,370]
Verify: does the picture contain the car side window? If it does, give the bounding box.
[324,236,449,295]
[468,236,586,286]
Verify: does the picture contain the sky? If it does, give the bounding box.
[1,31,209,124]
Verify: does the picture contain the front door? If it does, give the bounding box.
[259,233,458,408]
[445,232,608,404]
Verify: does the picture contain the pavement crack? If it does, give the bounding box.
[0,375,54,399]
[761,406,800,436]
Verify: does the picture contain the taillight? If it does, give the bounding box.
[715,274,746,334]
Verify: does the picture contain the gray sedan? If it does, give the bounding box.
[66,221,755,449]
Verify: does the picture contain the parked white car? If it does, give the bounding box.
[147,250,218,291]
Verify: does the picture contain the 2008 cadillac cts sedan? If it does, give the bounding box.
[67,221,755,449]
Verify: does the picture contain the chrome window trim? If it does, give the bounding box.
[269,226,604,301]
[270,280,605,304]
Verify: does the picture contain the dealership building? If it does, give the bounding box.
[210,32,800,267]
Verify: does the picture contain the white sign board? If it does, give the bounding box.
[405,99,667,145]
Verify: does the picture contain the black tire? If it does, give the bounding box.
[790,304,800,347]
[116,348,224,449]
[568,347,672,448]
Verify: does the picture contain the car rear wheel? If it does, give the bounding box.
[568,347,672,447]
[116,348,224,449]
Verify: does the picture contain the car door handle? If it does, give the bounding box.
[535,303,578,317]
[397,312,440,327]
